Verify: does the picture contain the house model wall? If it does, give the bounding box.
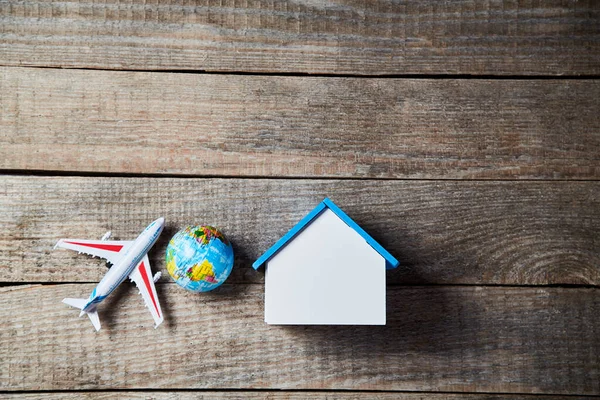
[253,198,399,325]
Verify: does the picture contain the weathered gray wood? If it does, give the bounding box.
[1,68,599,179]
[0,392,584,399]
[1,176,598,285]
[1,1,599,75]
[0,284,598,393]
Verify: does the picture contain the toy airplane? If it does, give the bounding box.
[55,218,165,331]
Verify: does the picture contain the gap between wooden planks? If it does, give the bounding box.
[0,391,589,399]
[0,283,598,394]
[1,1,599,75]
[1,67,599,180]
[0,176,598,286]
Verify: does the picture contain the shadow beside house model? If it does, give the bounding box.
[282,271,481,359]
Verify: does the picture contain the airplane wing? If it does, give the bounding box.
[54,239,132,265]
[129,255,164,328]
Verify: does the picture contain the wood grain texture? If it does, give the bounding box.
[0,392,585,400]
[1,176,598,285]
[2,67,600,179]
[1,1,599,75]
[1,284,598,393]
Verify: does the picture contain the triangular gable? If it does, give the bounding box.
[252,198,399,270]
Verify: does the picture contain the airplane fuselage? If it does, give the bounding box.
[83,218,164,312]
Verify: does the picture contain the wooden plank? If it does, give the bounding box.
[1,67,599,180]
[0,1,599,75]
[1,176,598,286]
[0,284,598,393]
[0,392,584,399]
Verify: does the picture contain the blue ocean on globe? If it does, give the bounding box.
[166,226,234,292]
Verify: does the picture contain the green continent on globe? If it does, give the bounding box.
[166,225,234,293]
[185,225,230,246]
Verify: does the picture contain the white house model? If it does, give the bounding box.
[253,198,399,325]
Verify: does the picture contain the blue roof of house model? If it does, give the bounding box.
[252,198,399,270]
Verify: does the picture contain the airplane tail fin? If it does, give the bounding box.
[85,309,101,331]
[63,298,101,331]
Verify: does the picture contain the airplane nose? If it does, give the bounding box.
[156,217,165,226]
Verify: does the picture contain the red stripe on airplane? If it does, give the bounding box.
[64,241,124,252]
[139,262,161,318]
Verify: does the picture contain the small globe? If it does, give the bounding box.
[166,226,234,292]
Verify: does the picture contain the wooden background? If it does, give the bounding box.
[1,1,599,398]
